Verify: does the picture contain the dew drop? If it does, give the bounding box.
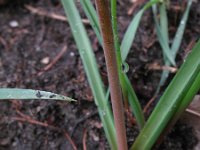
[101,109,106,116]
[180,20,185,25]
[7,94,12,98]
[122,62,129,73]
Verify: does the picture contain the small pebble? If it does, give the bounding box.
[69,52,75,57]
[90,131,100,142]
[36,106,42,112]
[9,20,19,28]
[40,57,50,64]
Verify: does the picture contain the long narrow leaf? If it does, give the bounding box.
[153,3,170,94]
[162,42,200,133]
[159,3,169,45]
[171,0,192,57]
[80,0,102,44]
[131,40,200,150]
[124,74,145,128]
[160,69,200,142]
[121,0,161,62]
[61,1,117,149]
[174,72,200,118]
[155,0,192,94]
[121,10,144,61]
[0,88,75,101]
[152,4,176,66]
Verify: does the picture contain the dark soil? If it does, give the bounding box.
[0,0,199,149]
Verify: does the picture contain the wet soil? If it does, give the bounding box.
[0,0,200,149]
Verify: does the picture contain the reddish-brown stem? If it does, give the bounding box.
[95,0,127,149]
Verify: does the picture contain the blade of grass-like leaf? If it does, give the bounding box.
[159,3,169,45]
[154,23,176,66]
[131,40,200,150]
[61,1,117,149]
[79,0,114,104]
[152,4,176,66]
[171,0,192,57]
[80,0,102,45]
[155,69,169,95]
[121,0,161,62]
[158,69,200,144]
[121,10,144,62]
[174,71,200,119]
[111,0,122,66]
[155,0,192,94]
[158,4,170,87]
[0,88,75,101]
[153,3,170,94]
[123,74,145,128]
[162,40,200,136]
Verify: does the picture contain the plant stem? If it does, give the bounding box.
[111,0,128,105]
[95,0,128,149]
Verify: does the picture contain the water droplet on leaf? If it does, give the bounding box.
[180,20,185,25]
[122,62,129,73]
[101,109,106,116]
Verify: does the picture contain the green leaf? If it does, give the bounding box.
[131,40,200,150]
[153,3,171,94]
[152,4,176,66]
[121,0,161,62]
[168,69,200,126]
[0,88,75,101]
[159,3,169,45]
[171,0,192,57]
[155,0,192,94]
[80,0,102,45]
[121,10,144,62]
[123,74,145,128]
